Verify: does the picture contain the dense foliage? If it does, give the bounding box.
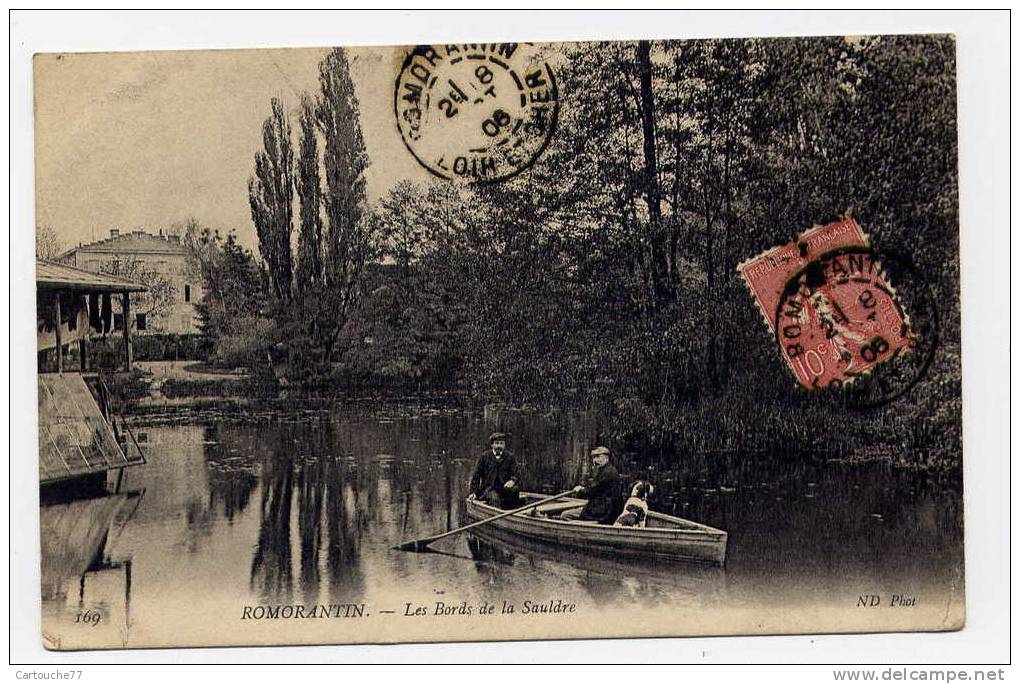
[194,36,960,469]
[184,223,269,368]
[364,36,960,468]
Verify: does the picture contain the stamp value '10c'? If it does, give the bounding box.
[738,218,916,391]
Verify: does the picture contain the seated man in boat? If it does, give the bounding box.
[561,446,625,524]
[467,432,521,509]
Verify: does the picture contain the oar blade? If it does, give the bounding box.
[394,538,434,552]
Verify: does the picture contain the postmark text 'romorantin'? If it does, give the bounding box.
[394,43,559,182]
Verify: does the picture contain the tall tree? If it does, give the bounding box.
[313,47,374,362]
[294,95,323,293]
[636,40,669,305]
[249,98,295,300]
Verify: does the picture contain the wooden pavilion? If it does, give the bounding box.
[36,259,148,489]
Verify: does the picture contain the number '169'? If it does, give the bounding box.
[74,609,102,626]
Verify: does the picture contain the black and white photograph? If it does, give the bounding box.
[14,11,1007,663]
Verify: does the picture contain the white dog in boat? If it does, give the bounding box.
[614,481,654,527]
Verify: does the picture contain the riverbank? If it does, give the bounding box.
[109,362,961,475]
[125,395,471,426]
[121,360,471,410]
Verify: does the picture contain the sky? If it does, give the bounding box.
[34,45,434,251]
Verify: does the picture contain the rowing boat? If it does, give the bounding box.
[465,492,728,565]
[466,524,728,590]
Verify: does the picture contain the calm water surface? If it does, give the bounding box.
[40,406,964,646]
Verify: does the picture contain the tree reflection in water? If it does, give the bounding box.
[247,422,365,604]
[204,426,257,525]
[323,442,364,603]
[249,436,294,602]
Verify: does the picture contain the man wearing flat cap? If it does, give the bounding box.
[468,432,521,509]
[562,446,625,524]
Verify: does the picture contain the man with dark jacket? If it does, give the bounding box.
[563,446,625,524]
[467,432,521,509]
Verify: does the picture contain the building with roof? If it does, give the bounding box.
[36,258,147,489]
[37,259,147,370]
[59,228,202,335]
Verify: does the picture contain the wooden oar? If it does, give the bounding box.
[395,489,577,552]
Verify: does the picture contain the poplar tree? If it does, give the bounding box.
[295,94,323,293]
[314,47,373,362]
[248,97,295,300]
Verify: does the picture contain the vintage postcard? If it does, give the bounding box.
[33,34,962,650]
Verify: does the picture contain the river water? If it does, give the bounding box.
[40,405,964,649]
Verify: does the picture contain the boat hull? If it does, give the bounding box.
[465,494,727,565]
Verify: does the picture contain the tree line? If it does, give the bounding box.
[193,36,960,469]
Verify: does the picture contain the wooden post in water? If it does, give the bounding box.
[124,558,132,628]
[122,292,132,372]
[79,338,88,372]
[53,293,63,374]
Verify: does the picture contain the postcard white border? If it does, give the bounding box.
[7,9,1011,667]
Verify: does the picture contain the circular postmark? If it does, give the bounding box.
[394,43,559,183]
[773,247,939,407]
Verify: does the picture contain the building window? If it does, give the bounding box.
[113,313,124,331]
[136,313,147,331]
[184,284,191,302]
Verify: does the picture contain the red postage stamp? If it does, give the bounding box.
[738,218,915,390]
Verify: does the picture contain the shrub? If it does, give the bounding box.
[101,368,152,408]
[160,367,278,400]
[87,333,211,368]
[210,315,276,369]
